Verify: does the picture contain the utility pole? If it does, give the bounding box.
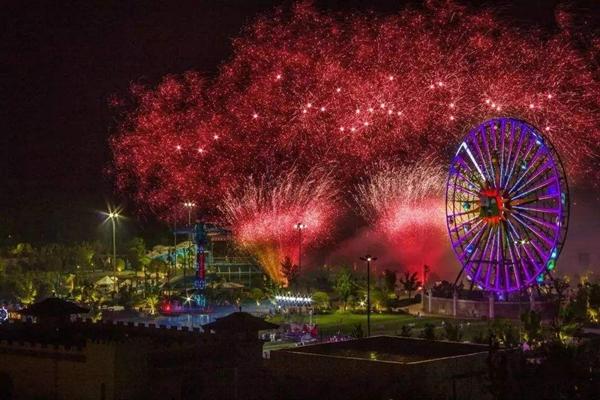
[294,222,306,274]
[360,255,377,337]
[183,202,196,284]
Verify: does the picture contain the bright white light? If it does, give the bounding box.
[457,142,486,181]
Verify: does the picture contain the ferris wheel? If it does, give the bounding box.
[446,117,569,293]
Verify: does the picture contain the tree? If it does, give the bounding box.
[250,288,264,305]
[382,269,397,296]
[115,258,126,272]
[15,276,37,305]
[520,310,542,345]
[399,271,421,299]
[370,287,387,311]
[334,268,354,310]
[72,242,96,271]
[311,291,330,312]
[149,258,167,283]
[281,256,299,288]
[125,237,147,271]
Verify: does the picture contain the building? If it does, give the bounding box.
[268,336,493,400]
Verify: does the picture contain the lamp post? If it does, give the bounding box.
[107,211,120,297]
[294,222,306,274]
[183,202,196,282]
[360,254,377,337]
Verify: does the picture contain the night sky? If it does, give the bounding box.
[1,0,596,244]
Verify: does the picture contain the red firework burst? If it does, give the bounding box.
[219,169,338,283]
[111,1,599,222]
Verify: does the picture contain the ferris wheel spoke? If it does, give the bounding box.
[528,237,550,265]
[497,222,515,291]
[473,136,493,184]
[505,125,527,190]
[510,158,552,197]
[506,139,537,193]
[503,224,526,288]
[454,223,489,285]
[476,225,497,288]
[452,207,481,217]
[453,219,486,248]
[511,204,560,215]
[507,147,547,195]
[481,125,497,187]
[510,213,554,248]
[454,170,481,191]
[500,121,516,189]
[491,227,503,290]
[453,183,480,197]
[457,221,488,262]
[511,177,557,201]
[498,122,506,188]
[456,141,487,182]
[506,219,538,280]
[510,208,559,231]
[450,216,483,233]
[468,225,493,287]
[454,157,483,186]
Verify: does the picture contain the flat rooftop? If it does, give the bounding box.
[283,336,488,364]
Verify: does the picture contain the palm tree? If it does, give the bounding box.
[145,294,160,315]
[15,277,37,305]
[399,271,422,299]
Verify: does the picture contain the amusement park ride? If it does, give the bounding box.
[160,222,229,315]
[446,117,570,296]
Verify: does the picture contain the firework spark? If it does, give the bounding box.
[355,159,448,271]
[111,2,599,222]
[356,160,446,236]
[220,169,338,283]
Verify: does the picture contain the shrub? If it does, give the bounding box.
[443,321,463,341]
[420,323,436,340]
[399,325,413,337]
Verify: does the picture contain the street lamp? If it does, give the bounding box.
[359,254,377,337]
[183,202,196,282]
[294,222,306,274]
[107,211,120,296]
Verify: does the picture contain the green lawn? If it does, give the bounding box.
[268,311,436,336]
[266,310,493,339]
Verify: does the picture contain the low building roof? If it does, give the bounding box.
[203,312,278,333]
[18,298,90,317]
